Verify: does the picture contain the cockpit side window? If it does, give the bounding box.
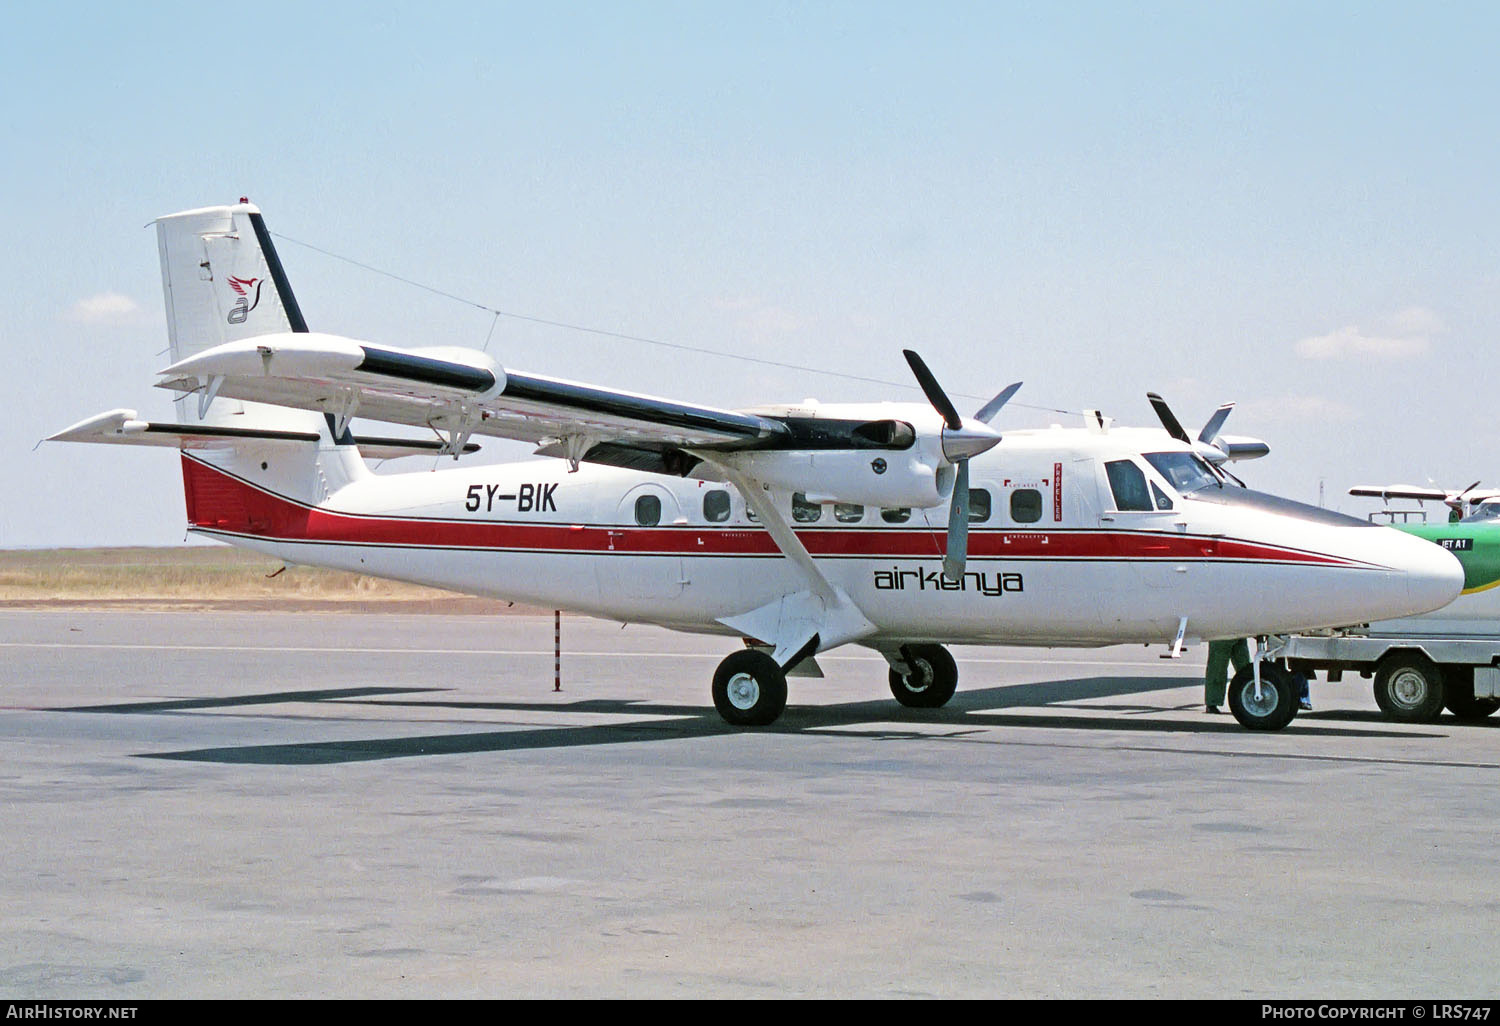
[1150,481,1174,511]
[1105,460,1154,512]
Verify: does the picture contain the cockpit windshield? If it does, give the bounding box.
[1142,450,1371,526]
[1143,451,1220,495]
[1462,501,1500,523]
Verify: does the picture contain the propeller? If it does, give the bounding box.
[1445,480,1483,518]
[1146,393,1269,471]
[903,350,1020,580]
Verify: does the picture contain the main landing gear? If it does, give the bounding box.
[711,650,788,727]
[708,643,961,727]
[886,643,960,708]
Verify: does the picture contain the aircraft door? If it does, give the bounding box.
[597,483,686,601]
[1098,458,1185,590]
[1068,457,1104,524]
[1092,456,1188,636]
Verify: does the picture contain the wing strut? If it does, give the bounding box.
[711,464,876,667]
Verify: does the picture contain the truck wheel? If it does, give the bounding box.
[1373,653,1445,723]
[1227,662,1298,731]
[1442,667,1500,721]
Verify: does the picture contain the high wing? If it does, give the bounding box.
[1350,484,1500,505]
[152,331,790,472]
[1349,485,1452,503]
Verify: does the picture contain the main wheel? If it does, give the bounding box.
[1373,653,1445,723]
[1227,662,1298,731]
[712,650,788,727]
[888,644,959,708]
[1441,667,1500,721]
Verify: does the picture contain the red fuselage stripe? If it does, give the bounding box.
[180,454,1370,567]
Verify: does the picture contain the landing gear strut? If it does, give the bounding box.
[887,644,959,708]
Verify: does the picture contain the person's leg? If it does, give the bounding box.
[1205,640,1232,709]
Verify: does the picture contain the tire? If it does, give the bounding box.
[712,650,788,727]
[1441,666,1500,721]
[888,644,959,708]
[1227,662,1298,731]
[1373,652,1446,723]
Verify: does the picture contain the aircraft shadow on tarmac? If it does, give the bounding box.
[53,674,1445,765]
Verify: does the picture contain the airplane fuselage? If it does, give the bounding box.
[181,422,1461,649]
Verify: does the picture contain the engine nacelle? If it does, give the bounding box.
[718,448,951,508]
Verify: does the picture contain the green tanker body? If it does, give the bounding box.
[1269,498,1500,722]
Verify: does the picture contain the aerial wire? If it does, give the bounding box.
[272,231,1079,416]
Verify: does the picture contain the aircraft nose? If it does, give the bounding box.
[1402,535,1464,615]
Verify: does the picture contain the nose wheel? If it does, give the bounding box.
[1227,661,1298,731]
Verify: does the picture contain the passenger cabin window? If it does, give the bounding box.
[635,494,662,526]
[703,489,731,523]
[1104,460,1154,512]
[792,492,822,523]
[834,503,863,523]
[881,508,912,524]
[969,488,991,523]
[1010,488,1043,524]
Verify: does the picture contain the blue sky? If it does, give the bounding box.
[5,2,1500,545]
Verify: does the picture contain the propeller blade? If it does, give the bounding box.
[1146,393,1191,444]
[974,381,1023,424]
[943,459,970,581]
[1197,403,1234,444]
[1444,480,1482,514]
[903,350,963,430]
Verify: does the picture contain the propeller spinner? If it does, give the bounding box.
[902,350,1020,581]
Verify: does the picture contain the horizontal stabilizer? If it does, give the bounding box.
[354,436,481,459]
[48,409,320,448]
[47,410,477,459]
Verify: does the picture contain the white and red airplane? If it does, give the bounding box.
[51,201,1464,731]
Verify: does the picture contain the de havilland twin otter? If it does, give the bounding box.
[52,201,1465,731]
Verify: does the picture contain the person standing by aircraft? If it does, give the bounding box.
[1205,639,1251,714]
[1206,640,1313,714]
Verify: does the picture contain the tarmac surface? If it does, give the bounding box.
[2,608,1499,999]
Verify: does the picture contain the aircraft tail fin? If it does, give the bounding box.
[149,201,366,523]
[154,200,350,442]
[156,199,307,364]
